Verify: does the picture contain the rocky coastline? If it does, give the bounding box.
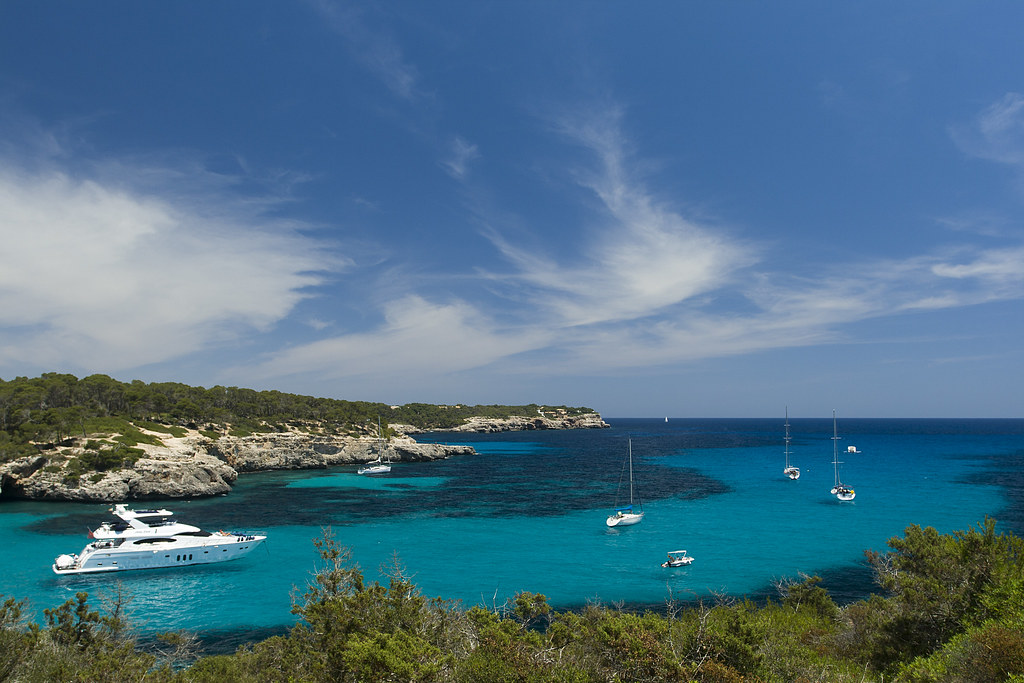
[396,412,610,434]
[0,413,605,502]
[0,432,472,503]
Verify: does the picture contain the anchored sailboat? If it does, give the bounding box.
[830,410,855,501]
[783,407,800,480]
[606,439,644,527]
[358,418,392,475]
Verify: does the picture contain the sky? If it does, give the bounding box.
[1,1,1023,418]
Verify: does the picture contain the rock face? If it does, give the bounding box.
[392,412,609,434]
[0,451,236,502]
[208,433,473,473]
[0,431,473,503]
[446,413,610,433]
[0,413,602,502]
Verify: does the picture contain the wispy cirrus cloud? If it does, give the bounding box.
[310,0,420,101]
[237,101,1024,386]
[440,136,480,180]
[0,150,340,373]
[544,243,1024,374]
[240,295,550,382]
[950,92,1024,167]
[487,106,757,328]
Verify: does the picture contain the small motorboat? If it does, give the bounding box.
[661,550,694,567]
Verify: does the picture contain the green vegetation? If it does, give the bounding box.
[0,373,598,465]
[1,521,1023,681]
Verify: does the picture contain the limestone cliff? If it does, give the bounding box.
[0,430,472,503]
[207,433,473,472]
[395,412,610,434]
[0,412,604,502]
[0,442,236,503]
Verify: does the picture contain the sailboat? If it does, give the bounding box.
[830,409,855,501]
[358,419,392,475]
[606,439,644,527]
[783,408,800,480]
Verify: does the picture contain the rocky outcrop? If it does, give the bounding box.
[419,412,610,433]
[208,433,473,473]
[0,430,473,502]
[0,413,601,502]
[0,451,236,502]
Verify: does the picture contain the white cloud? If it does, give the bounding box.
[0,161,338,372]
[441,136,480,180]
[230,104,1024,388]
[311,0,420,101]
[950,92,1024,166]
[531,245,1024,375]
[489,107,756,328]
[931,246,1024,285]
[239,295,549,381]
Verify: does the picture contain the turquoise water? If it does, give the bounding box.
[1,418,1021,649]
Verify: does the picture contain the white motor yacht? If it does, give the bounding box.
[53,505,265,575]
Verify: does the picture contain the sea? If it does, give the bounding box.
[1,417,1022,654]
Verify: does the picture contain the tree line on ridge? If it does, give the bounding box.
[0,373,596,464]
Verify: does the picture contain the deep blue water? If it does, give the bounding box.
[1,417,1022,653]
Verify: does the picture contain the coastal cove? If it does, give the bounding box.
[0,417,1021,652]
[0,413,604,502]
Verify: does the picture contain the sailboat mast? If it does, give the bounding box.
[832,409,840,486]
[784,407,791,468]
[628,439,634,505]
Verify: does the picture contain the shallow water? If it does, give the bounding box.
[1,417,1020,650]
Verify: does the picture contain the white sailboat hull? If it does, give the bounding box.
[606,438,644,527]
[830,410,855,501]
[606,511,644,527]
[782,409,799,480]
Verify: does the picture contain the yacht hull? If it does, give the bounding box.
[53,534,265,575]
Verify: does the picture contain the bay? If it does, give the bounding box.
[1,417,1021,652]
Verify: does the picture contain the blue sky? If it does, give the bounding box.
[1,2,1022,417]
